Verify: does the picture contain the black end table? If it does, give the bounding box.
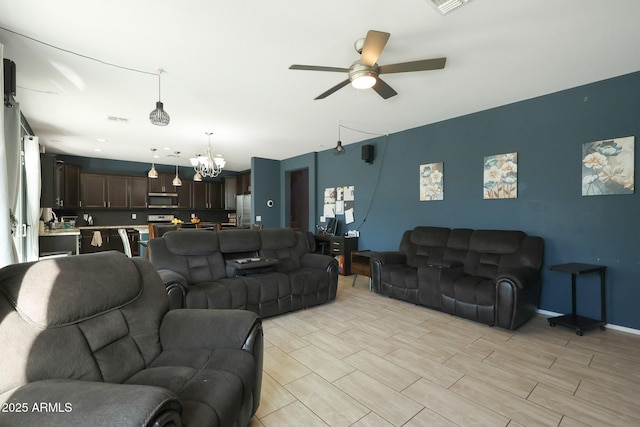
[547,263,606,336]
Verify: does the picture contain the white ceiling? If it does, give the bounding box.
[2,0,640,172]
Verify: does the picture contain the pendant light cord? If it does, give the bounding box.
[0,25,157,76]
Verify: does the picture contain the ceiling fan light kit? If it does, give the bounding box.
[290,29,446,100]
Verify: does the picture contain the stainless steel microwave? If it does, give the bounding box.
[147,192,179,208]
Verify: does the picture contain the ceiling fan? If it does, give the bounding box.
[289,30,446,100]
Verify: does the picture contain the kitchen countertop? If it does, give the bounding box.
[79,225,149,233]
[39,228,80,236]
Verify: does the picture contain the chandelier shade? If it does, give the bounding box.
[190,132,226,178]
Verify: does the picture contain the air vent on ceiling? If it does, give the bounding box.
[428,0,472,15]
[107,115,130,124]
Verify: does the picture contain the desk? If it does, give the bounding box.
[314,235,358,275]
[351,250,373,290]
[547,263,606,336]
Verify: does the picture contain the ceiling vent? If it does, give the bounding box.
[428,0,472,15]
[107,115,130,124]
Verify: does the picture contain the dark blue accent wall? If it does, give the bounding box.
[293,71,640,330]
[251,157,281,228]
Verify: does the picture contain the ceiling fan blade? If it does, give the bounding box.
[360,30,390,67]
[289,64,349,73]
[372,78,398,99]
[314,79,351,100]
[379,57,447,74]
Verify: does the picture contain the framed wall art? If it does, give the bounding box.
[582,136,634,196]
[483,152,517,199]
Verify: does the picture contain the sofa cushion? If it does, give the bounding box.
[163,230,220,255]
[464,230,526,279]
[218,229,261,254]
[0,252,141,328]
[401,227,450,268]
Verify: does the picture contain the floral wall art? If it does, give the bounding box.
[419,162,444,201]
[483,152,517,199]
[582,136,634,196]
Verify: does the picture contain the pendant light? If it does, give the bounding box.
[334,122,345,155]
[172,152,182,187]
[147,148,159,178]
[149,69,170,126]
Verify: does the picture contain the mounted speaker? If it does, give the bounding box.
[362,144,374,164]
[4,59,16,107]
[3,59,16,96]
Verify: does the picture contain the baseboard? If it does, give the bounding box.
[536,309,640,336]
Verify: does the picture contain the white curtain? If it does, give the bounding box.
[0,43,17,268]
[24,136,40,261]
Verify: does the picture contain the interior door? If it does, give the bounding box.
[288,168,309,231]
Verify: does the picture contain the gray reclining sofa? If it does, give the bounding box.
[148,227,338,318]
[371,226,544,329]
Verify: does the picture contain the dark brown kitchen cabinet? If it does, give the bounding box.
[81,173,107,208]
[80,228,138,255]
[62,164,81,208]
[80,173,141,209]
[224,176,237,210]
[177,180,192,209]
[106,176,128,208]
[129,177,148,209]
[193,181,223,209]
[239,172,251,194]
[40,154,81,208]
[148,172,179,194]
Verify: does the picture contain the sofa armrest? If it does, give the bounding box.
[156,269,188,310]
[496,266,542,329]
[370,251,407,266]
[0,379,181,427]
[159,308,262,351]
[300,252,337,270]
[497,266,541,290]
[156,269,187,287]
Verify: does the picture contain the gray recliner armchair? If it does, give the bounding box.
[0,251,263,427]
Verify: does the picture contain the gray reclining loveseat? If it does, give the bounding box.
[371,226,543,329]
[148,227,338,318]
[0,251,263,427]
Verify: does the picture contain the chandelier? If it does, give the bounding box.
[190,132,226,181]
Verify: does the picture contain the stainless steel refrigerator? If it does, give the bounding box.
[236,194,251,228]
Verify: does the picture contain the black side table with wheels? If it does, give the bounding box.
[547,262,606,336]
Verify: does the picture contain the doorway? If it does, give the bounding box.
[288,168,309,231]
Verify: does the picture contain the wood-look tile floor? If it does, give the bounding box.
[249,276,640,427]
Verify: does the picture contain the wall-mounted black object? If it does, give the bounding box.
[362,144,374,164]
[4,58,16,107]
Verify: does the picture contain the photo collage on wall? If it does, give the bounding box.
[324,186,355,224]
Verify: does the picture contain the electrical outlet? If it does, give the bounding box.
[131,213,136,220]
[320,216,325,222]
[191,213,196,218]
[256,215,262,222]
